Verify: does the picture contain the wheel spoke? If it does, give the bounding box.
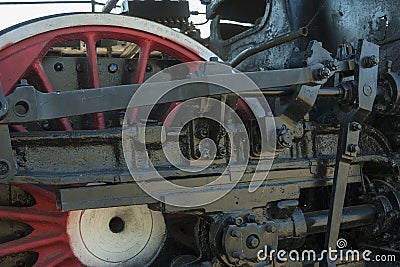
[0,232,62,257]
[0,206,64,224]
[128,40,154,123]
[31,61,54,93]
[35,249,76,267]
[32,61,73,131]
[17,184,56,210]
[85,34,106,129]
[10,125,27,132]
[135,40,153,84]
[85,35,101,89]
[163,102,183,127]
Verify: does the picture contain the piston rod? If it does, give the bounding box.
[240,87,344,96]
[305,204,376,235]
[276,204,376,240]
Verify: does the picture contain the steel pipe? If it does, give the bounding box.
[305,204,376,235]
[230,27,309,68]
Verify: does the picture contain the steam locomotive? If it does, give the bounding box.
[0,0,399,266]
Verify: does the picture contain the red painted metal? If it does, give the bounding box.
[0,23,206,265]
[31,60,73,131]
[0,185,83,266]
[163,102,183,127]
[85,33,106,129]
[0,25,203,131]
[128,39,154,123]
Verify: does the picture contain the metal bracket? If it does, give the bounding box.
[0,82,9,119]
[0,81,14,181]
[278,84,321,130]
[353,40,380,121]
[322,40,379,267]
[0,125,16,181]
[277,41,333,148]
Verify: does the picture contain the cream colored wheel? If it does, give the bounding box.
[67,205,166,267]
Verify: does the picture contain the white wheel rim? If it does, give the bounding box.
[0,13,219,62]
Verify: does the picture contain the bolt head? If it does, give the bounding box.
[198,128,208,138]
[231,216,243,226]
[363,84,373,96]
[230,230,240,237]
[375,104,386,112]
[218,145,227,156]
[76,63,83,72]
[321,67,331,78]
[386,60,393,72]
[350,122,362,131]
[16,158,26,168]
[265,223,276,233]
[314,67,331,80]
[246,213,264,224]
[246,235,260,249]
[347,144,358,153]
[325,60,338,71]
[42,121,52,130]
[54,62,64,72]
[363,55,379,68]
[146,65,153,72]
[108,63,118,73]
[0,160,10,176]
[278,131,294,148]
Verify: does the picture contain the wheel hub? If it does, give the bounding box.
[67,205,166,267]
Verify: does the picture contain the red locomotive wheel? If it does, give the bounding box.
[0,13,218,266]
